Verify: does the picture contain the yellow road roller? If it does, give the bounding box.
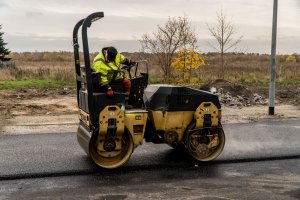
[73,12,225,169]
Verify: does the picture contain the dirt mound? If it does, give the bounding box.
[276,85,300,105]
[200,79,267,108]
[201,79,253,97]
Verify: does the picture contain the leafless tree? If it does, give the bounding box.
[207,9,243,78]
[139,16,197,82]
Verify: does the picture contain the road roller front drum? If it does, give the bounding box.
[184,122,225,162]
[89,130,134,169]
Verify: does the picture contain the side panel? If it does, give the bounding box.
[148,110,194,141]
[125,110,148,146]
[194,102,220,128]
[99,106,125,136]
[98,106,125,153]
[79,109,91,127]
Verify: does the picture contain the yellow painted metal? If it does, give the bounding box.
[194,102,219,128]
[207,134,219,149]
[97,106,124,155]
[124,109,148,146]
[87,105,134,169]
[87,106,148,169]
[148,110,194,141]
[79,109,91,127]
[218,109,222,120]
[185,122,225,162]
[89,130,134,169]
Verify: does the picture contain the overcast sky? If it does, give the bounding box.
[0,0,300,54]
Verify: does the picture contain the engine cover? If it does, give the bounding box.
[143,84,221,111]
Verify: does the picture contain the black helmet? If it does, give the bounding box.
[106,46,118,61]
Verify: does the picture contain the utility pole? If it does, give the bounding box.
[269,0,278,115]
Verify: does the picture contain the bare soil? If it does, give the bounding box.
[0,82,299,135]
[0,89,78,134]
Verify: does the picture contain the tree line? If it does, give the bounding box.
[140,9,243,82]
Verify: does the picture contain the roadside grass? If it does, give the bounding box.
[276,78,300,85]
[1,52,299,89]
[0,61,76,89]
[0,79,75,89]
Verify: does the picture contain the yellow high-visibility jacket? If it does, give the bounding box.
[92,51,127,85]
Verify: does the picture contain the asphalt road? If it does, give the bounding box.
[0,119,300,199]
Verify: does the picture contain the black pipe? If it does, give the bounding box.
[81,12,104,128]
[72,18,85,106]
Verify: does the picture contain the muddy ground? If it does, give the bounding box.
[0,80,299,135]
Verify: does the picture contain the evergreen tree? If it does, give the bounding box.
[0,25,11,58]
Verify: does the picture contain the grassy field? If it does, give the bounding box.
[197,53,300,85]
[0,60,75,89]
[0,52,299,89]
[0,79,74,89]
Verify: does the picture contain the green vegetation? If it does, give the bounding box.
[0,25,10,58]
[0,60,76,89]
[0,79,75,89]
[276,78,300,85]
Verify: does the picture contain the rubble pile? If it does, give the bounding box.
[200,79,267,109]
[214,88,267,108]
